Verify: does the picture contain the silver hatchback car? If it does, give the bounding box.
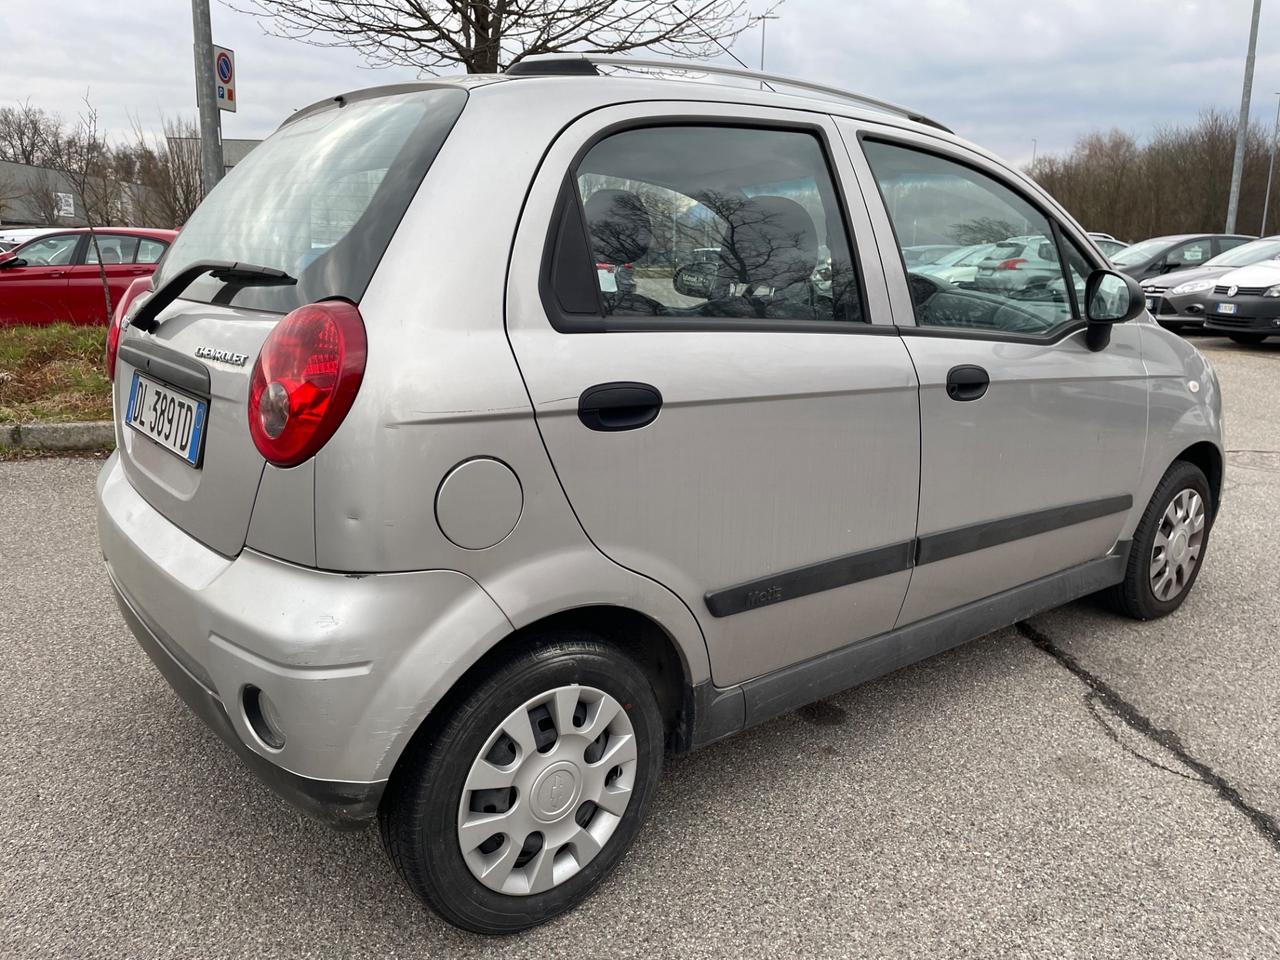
[97,56,1223,934]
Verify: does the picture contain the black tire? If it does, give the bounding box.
[1106,460,1213,620]
[1229,333,1268,345]
[378,633,664,934]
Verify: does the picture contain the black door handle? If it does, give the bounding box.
[578,382,663,432]
[946,364,989,401]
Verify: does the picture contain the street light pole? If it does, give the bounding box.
[1262,93,1280,236]
[1031,138,1038,166]
[751,13,779,88]
[1225,0,1262,233]
[191,0,224,196]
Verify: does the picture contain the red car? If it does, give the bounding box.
[0,227,176,326]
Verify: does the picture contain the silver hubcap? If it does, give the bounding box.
[1150,488,1205,601]
[457,685,637,896]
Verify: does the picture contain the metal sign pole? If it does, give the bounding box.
[191,0,225,195]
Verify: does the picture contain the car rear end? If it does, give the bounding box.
[96,82,509,825]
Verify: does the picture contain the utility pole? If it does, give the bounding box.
[1262,93,1280,236]
[191,0,224,196]
[752,13,779,88]
[1225,0,1262,233]
[1031,138,1038,166]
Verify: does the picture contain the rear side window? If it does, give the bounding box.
[136,238,167,264]
[86,235,139,265]
[554,125,863,327]
[154,87,467,313]
[863,140,1084,339]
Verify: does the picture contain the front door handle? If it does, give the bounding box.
[578,381,663,432]
[946,364,989,401]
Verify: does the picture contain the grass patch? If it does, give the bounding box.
[0,324,112,423]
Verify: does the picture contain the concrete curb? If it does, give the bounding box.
[1,421,115,452]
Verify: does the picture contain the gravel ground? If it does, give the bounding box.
[0,336,1277,959]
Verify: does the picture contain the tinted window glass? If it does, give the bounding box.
[17,234,78,266]
[573,126,862,324]
[155,87,467,313]
[85,235,139,265]
[136,238,167,264]
[863,140,1079,337]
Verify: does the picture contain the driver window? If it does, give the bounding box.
[573,125,863,324]
[862,140,1080,338]
[18,234,79,267]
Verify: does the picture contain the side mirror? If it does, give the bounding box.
[0,257,27,270]
[1084,268,1144,351]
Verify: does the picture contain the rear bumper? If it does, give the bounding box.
[97,452,514,827]
[110,577,381,828]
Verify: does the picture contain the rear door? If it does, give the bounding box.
[506,104,922,688]
[0,233,78,326]
[843,122,1147,624]
[66,233,147,324]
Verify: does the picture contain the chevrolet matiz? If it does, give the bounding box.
[98,56,1224,934]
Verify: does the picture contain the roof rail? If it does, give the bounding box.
[504,54,952,133]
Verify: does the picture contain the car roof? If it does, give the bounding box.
[287,70,966,148]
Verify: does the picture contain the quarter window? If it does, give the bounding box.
[568,125,863,325]
[863,140,1083,338]
[136,239,168,264]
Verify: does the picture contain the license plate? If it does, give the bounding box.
[1216,303,1238,315]
[1145,297,1155,310]
[596,266,618,293]
[125,372,207,466]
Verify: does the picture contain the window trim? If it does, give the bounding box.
[540,115,880,336]
[857,131,1104,346]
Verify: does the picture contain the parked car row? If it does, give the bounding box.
[1138,235,1280,344]
[0,227,176,326]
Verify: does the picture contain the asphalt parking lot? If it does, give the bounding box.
[2,336,1278,959]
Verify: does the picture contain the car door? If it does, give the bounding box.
[841,123,1147,624]
[65,233,146,324]
[506,104,922,688]
[0,233,80,326]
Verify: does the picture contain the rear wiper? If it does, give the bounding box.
[130,260,297,333]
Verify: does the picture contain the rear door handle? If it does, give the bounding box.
[578,381,663,432]
[946,364,989,401]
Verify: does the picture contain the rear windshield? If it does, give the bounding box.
[155,86,467,313]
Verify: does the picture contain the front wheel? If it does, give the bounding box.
[1107,460,1212,620]
[1229,333,1268,345]
[379,634,664,934]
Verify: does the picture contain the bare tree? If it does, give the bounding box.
[225,0,773,74]
[21,171,62,225]
[127,115,205,228]
[0,171,20,223]
[1029,109,1275,241]
[52,95,115,322]
[0,100,64,167]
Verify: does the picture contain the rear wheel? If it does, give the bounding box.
[1107,460,1212,620]
[379,634,664,934]
[1229,333,1268,345]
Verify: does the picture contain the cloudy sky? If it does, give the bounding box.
[1,0,1277,164]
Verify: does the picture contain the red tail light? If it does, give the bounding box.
[106,276,152,380]
[248,300,367,468]
[996,258,1027,271]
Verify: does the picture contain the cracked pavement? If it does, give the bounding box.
[2,337,1278,958]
